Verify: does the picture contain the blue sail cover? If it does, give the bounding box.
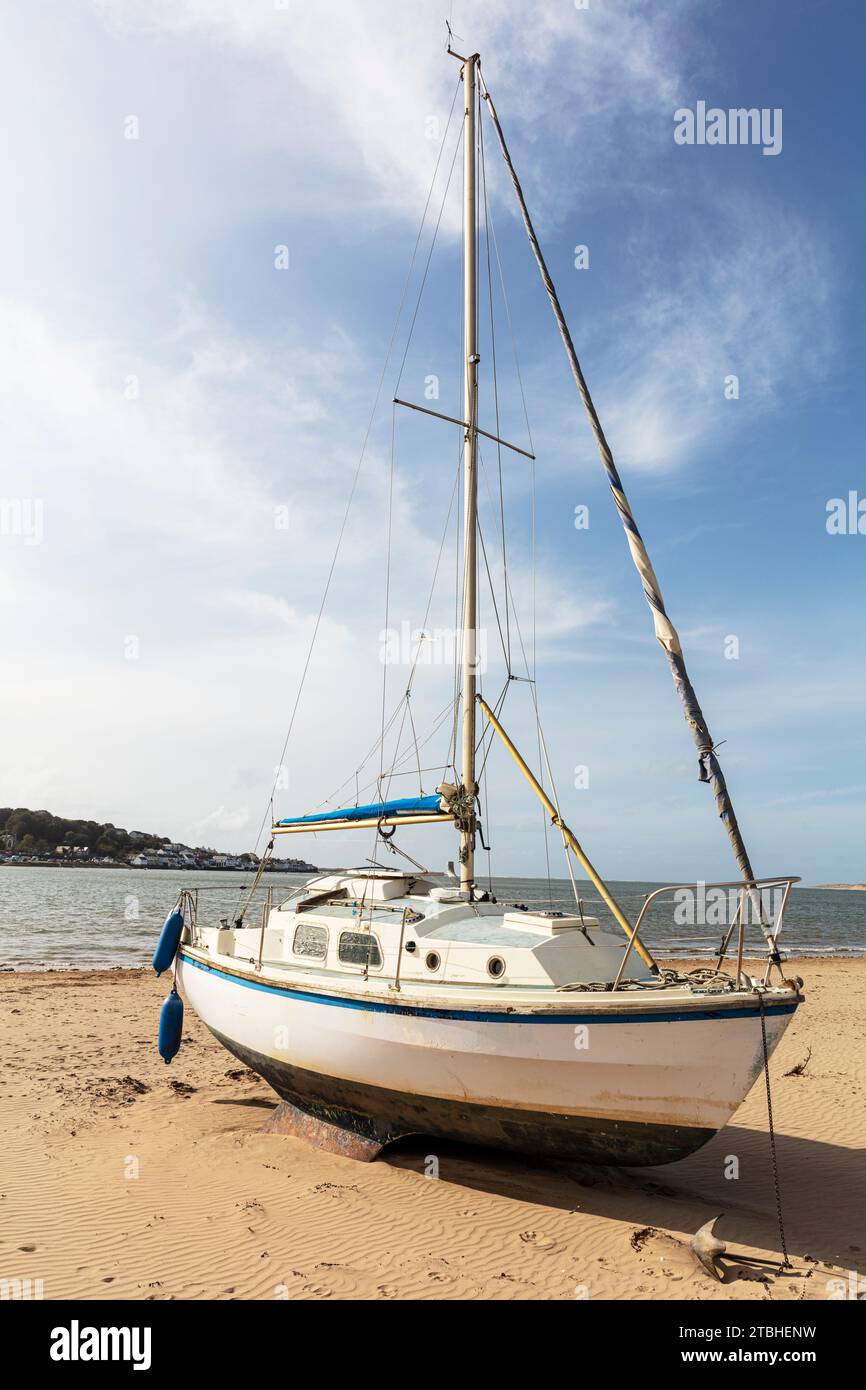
[276,795,443,827]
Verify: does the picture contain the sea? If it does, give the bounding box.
[0,866,863,970]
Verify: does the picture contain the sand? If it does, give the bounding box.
[1,959,864,1301]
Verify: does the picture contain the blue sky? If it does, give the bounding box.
[1,1,863,883]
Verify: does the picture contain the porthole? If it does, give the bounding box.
[425,951,441,972]
[487,955,506,979]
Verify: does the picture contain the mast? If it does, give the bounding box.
[459,52,480,895]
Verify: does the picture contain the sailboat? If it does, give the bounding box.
[159,47,803,1165]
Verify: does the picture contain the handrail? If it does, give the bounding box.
[611,876,801,991]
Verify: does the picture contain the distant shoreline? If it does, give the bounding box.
[811,883,866,891]
[1,861,862,887]
[0,861,315,873]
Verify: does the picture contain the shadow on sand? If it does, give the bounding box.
[385,1124,865,1276]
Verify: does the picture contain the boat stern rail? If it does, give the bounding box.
[612,875,801,991]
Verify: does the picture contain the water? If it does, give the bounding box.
[492,877,866,962]
[0,868,311,970]
[0,867,862,970]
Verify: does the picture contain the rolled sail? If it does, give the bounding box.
[276,794,447,828]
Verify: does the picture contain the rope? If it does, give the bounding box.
[234,837,274,928]
[758,990,791,1268]
[559,966,736,993]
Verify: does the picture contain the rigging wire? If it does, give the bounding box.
[312,420,461,820]
[255,59,580,913]
[447,143,467,780]
[482,149,535,457]
[475,490,509,668]
[364,102,466,859]
[336,698,459,811]
[376,450,463,803]
[370,400,398,876]
[248,76,463,856]
[479,100,512,673]
[475,448,585,914]
[378,404,397,780]
[480,102,555,903]
[393,111,466,397]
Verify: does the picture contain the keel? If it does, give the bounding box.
[262,1099,391,1162]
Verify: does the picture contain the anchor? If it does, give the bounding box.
[690,1215,787,1282]
[690,1215,727,1280]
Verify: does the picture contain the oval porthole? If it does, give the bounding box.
[425,951,441,972]
[487,955,506,979]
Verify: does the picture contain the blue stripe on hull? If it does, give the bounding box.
[179,951,799,1026]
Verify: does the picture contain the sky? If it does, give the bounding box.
[1,0,863,884]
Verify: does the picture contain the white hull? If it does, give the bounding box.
[177,947,799,1165]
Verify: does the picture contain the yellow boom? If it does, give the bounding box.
[477,696,658,974]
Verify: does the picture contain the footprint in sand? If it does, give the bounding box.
[302,1283,331,1297]
[378,1285,399,1299]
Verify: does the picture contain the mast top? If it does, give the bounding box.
[446,31,480,67]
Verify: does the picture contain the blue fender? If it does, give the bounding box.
[158,987,184,1064]
[152,908,184,976]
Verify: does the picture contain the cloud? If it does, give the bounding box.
[606,199,833,471]
[0,3,855,878]
[521,191,835,478]
[0,288,614,851]
[195,805,250,834]
[94,0,697,227]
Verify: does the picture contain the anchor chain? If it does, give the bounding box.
[757,990,790,1269]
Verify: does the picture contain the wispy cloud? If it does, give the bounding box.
[195,805,250,834]
[0,2,858,879]
[524,192,835,476]
[95,0,697,226]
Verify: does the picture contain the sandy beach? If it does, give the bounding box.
[2,959,863,1302]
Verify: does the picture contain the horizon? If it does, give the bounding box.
[1,803,861,888]
[2,2,864,884]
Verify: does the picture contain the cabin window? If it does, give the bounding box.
[338,931,382,969]
[293,923,328,960]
